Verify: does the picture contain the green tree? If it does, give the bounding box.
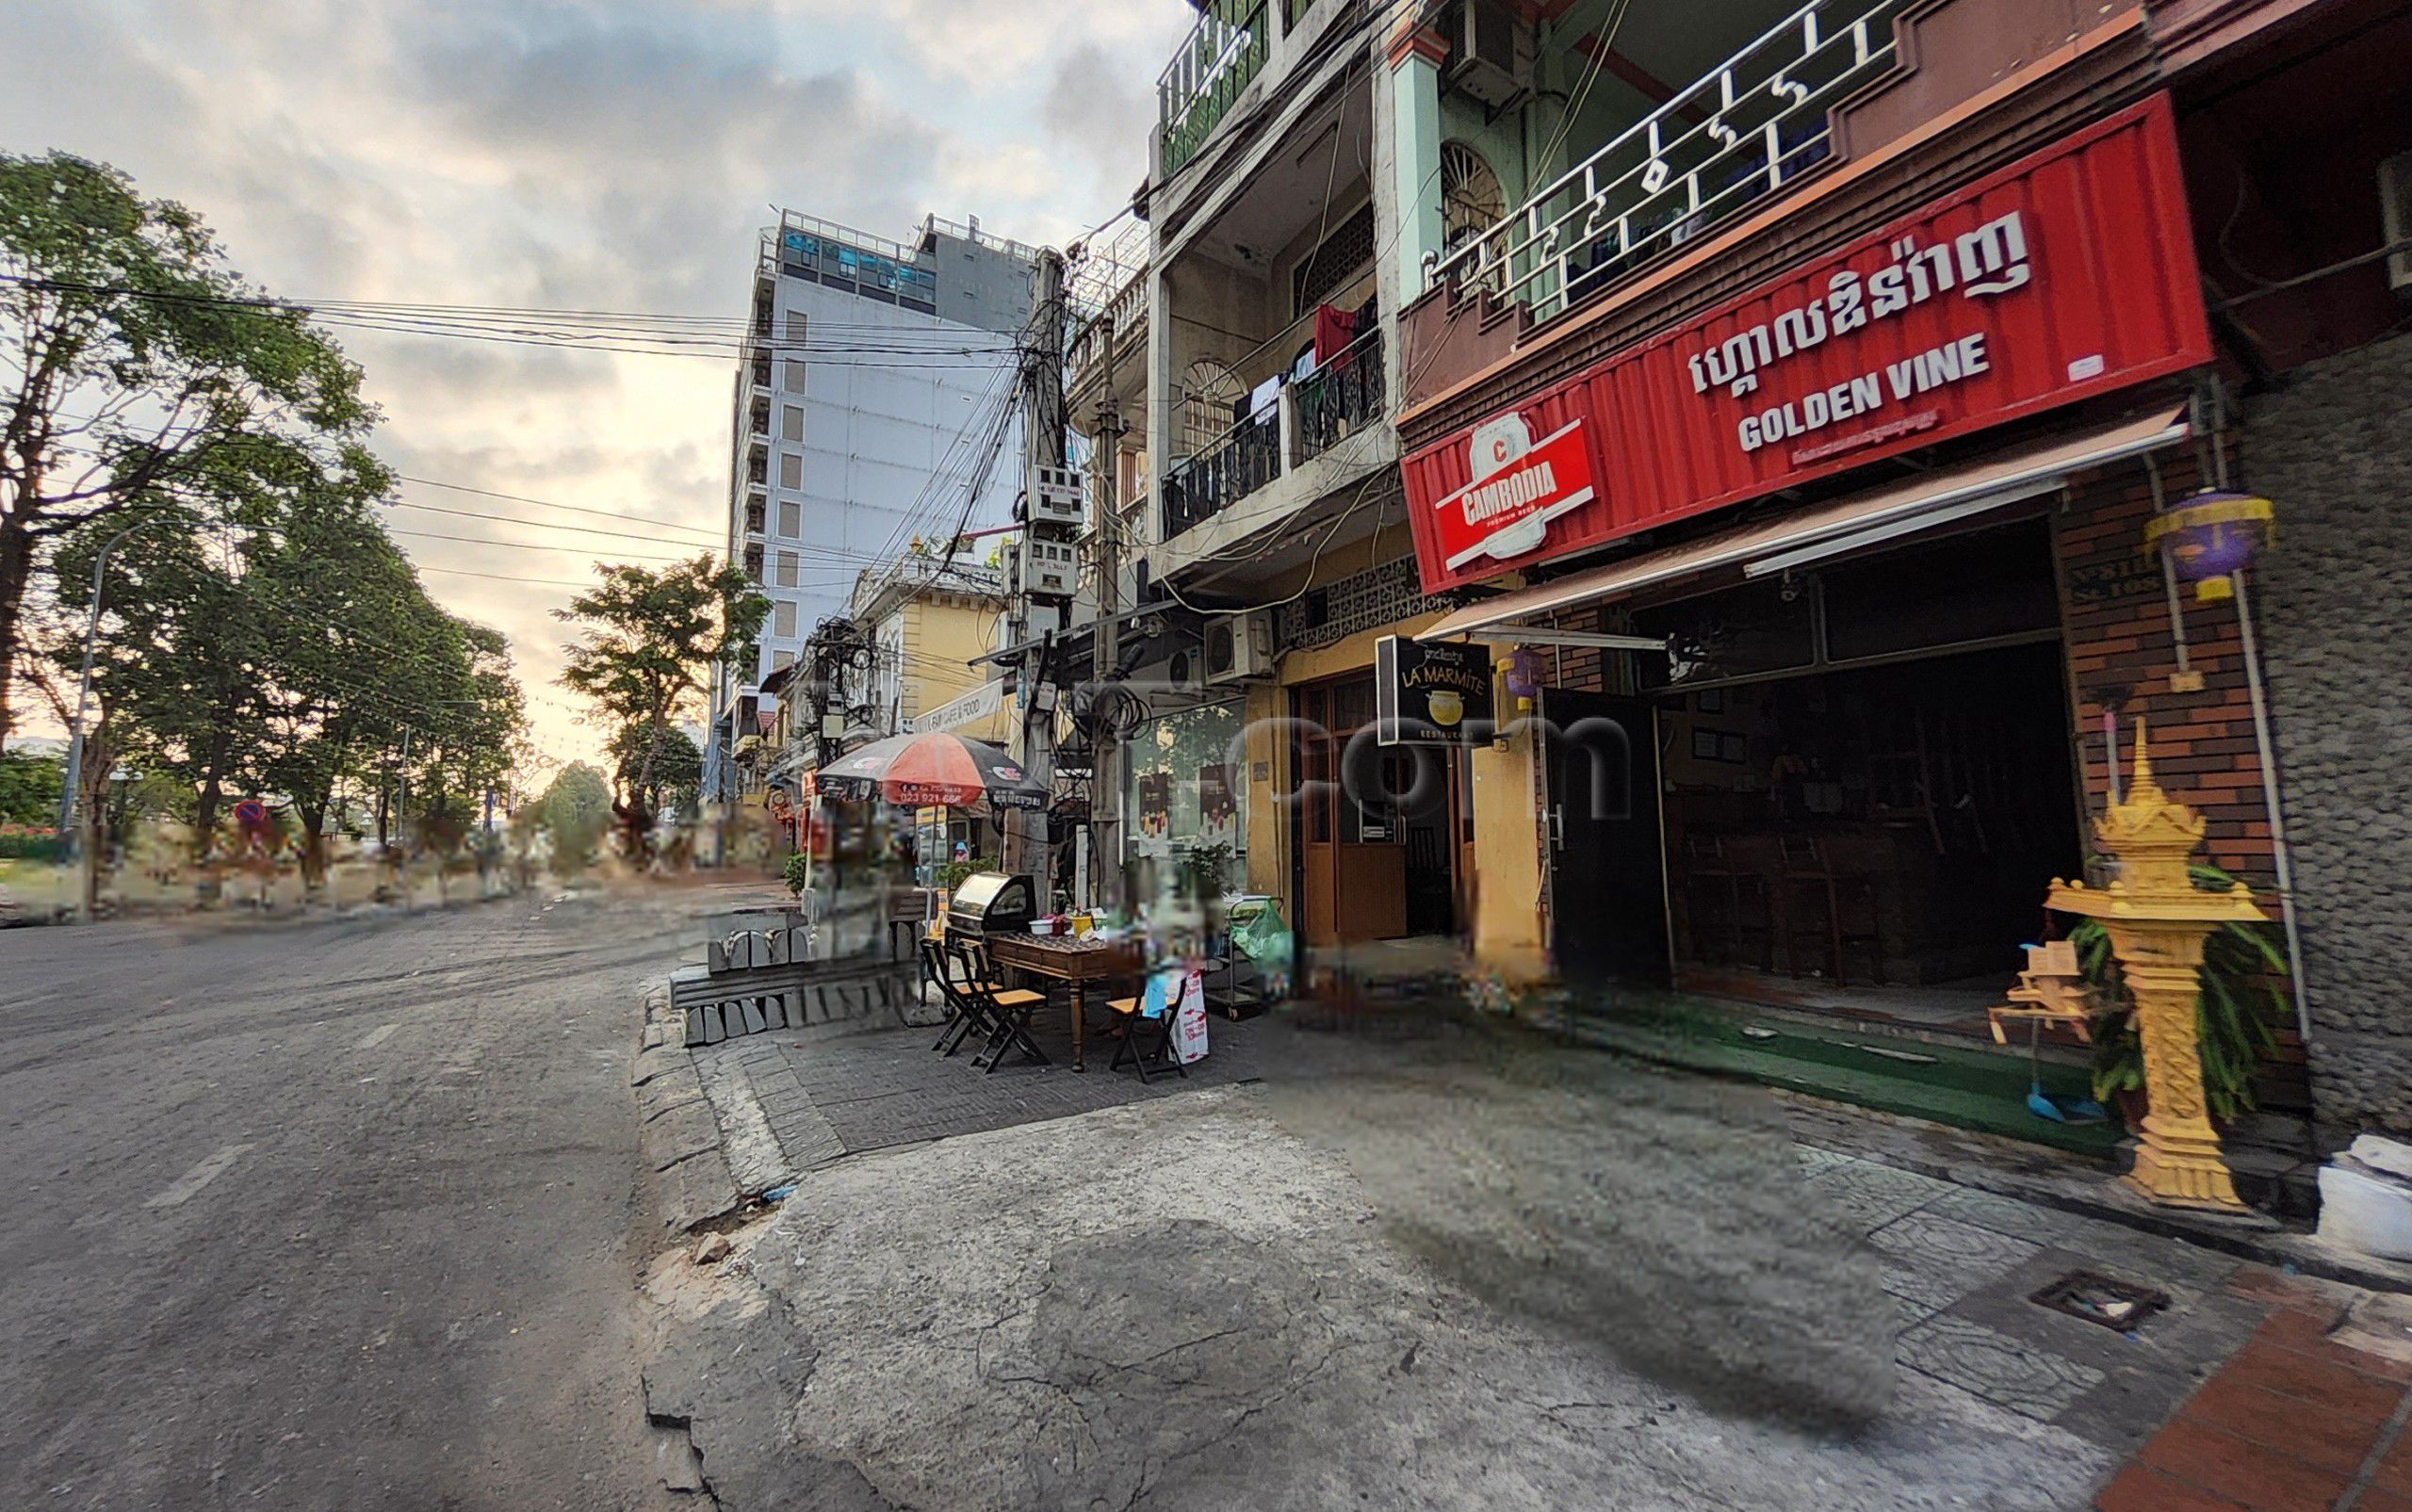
[50,499,268,855]
[536,761,612,873]
[557,555,764,843]
[0,746,61,824]
[0,153,370,746]
[608,723,702,818]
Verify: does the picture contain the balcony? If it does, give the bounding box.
[1426,0,1912,324]
[1158,0,1270,177]
[1162,324,1385,544]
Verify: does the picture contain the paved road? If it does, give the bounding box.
[0,883,727,1511]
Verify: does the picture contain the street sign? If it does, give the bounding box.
[234,798,268,832]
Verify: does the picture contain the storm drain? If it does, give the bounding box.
[2030,1270,2170,1331]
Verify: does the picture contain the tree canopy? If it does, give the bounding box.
[0,152,372,745]
[557,555,764,815]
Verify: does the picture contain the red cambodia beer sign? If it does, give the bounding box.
[1403,96,2211,595]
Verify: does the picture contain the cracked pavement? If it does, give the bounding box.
[647,1014,2273,1510]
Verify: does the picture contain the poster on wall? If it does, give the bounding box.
[1198,763,1236,844]
[1137,772,1171,842]
[1376,634,1494,746]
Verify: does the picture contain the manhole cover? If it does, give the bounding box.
[2030,1270,2169,1331]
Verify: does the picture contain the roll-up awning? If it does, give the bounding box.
[1416,407,2190,645]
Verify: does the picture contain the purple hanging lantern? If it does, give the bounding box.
[2143,489,2274,603]
[1501,647,1544,705]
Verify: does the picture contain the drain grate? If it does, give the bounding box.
[2030,1270,2170,1331]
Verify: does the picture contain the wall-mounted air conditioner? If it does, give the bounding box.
[1204,610,1274,685]
[1448,0,1533,109]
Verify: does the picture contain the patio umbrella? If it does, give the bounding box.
[807,731,1049,811]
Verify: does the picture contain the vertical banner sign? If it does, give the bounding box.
[1400,98,2213,595]
[1376,634,1495,746]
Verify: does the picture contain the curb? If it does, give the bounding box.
[631,984,739,1234]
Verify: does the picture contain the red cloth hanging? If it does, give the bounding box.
[1312,303,1357,366]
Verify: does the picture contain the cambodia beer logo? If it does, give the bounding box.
[1431,410,1596,571]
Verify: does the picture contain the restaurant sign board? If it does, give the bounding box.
[1401,97,2212,596]
[1376,634,1493,746]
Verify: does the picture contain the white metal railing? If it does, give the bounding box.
[1159,1,1271,176]
[921,214,1042,264]
[1070,266,1149,378]
[1426,0,1912,322]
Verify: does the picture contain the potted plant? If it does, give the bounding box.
[2078,862,2289,1129]
[936,854,992,895]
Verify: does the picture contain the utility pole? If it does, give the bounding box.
[1005,247,1070,889]
[1086,305,1130,916]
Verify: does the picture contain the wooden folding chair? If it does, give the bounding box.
[924,936,990,1056]
[1106,974,1186,1084]
[953,939,1048,1072]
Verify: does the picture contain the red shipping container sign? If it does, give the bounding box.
[1402,96,2212,595]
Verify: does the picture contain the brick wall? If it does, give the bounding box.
[2050,456,2278,891]
[2239,333,2412,1140]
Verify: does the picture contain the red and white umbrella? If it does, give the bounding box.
[806,731,1048,811]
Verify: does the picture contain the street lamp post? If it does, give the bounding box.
[57,517,171,838]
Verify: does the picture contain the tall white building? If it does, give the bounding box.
[707,211,1035,793]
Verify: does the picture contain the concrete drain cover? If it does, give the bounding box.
[2030,1270,2169,1331]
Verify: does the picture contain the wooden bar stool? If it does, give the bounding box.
[1778,835,1882,986]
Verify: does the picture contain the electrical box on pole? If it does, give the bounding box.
[1004,248,1069,884]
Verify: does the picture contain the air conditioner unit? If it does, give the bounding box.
[1204,610,1274,685]
[1029,463,1087,529]
[2381,150,2412,295]
[1017,537,1079,601]
[1447,0,1533,109]
[1162,646,1206,695]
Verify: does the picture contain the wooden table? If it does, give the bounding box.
[982,934,1143,1071]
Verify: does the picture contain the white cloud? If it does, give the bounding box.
[2,0,1189,766]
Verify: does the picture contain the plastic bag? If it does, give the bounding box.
[1171,972,1209,1064]
[1231,907,1294,1000]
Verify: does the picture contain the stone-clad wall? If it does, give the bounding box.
[2244,333,2412,1141]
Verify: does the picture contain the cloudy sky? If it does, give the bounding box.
[3,0,1188,770]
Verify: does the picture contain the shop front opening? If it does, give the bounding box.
[1291,675,1471,947]
[1557,516,2086,1035]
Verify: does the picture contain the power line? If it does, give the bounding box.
[394,475,724,539]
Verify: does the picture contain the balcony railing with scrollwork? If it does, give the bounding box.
[1294,325,1383,463]
[1164,401,1282,541]
[1426,0,1910,323]
[1158,1,1270,177]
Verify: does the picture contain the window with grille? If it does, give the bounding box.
[1178,358,1243,459]
[1291,203,1376,317]
[774,601,798,639]
[777,500,801,536]
[777,453,803,490]
[780,404,804,442]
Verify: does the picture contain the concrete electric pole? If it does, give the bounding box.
[1004,248,1070,888]
[1085,315,1129,916]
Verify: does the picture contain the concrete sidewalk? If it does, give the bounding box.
[641,1015,2326,1509]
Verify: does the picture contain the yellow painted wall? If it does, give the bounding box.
[899,595,1011,743]
[1232,558,1550,977]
